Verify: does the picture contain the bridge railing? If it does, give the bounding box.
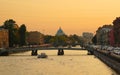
[7,47,86,52]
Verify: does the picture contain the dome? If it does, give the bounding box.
[55,27,65,36]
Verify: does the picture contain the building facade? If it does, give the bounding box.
[27,31,44,45]
[82,32,93,44]
[0,29,9,48]
[108,29,115,46]
[96,25,112,45]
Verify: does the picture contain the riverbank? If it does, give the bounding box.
[94,50,120,74]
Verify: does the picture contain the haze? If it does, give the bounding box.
[0,0,120,35]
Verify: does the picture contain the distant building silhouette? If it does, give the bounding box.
[26,31,44,45]
[55,27,65,36]
[82,32,93,44]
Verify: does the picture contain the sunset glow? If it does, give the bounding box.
[0,0,120,35]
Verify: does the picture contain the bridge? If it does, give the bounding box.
[0,45,120,73]
[0,47,90,56]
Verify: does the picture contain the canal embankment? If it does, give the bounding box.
[94,50,120,74]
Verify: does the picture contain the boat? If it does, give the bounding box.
[37,53,48,58]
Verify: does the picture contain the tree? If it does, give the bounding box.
[68,35,75,46]
[19,24,26,46]
[3,19,19,47]
[77,36,87,48]
[68,34,80,46]
[3,19,16,29]
[113,17,120,46]
[92,34,97,45]
[52,35,68,47]
[44,35,53,44]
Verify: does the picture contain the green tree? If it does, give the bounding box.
[68,34,80,46]
[19,24,26,46]
[44,35,53,44]
[52,35,68,47]
[68,35,76,46]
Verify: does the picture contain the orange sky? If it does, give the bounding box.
[0,0,120,35]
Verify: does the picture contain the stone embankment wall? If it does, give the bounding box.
[94,50,120,74]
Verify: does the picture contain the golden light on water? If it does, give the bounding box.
[0,51,117,75]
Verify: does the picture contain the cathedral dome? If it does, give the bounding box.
[55,27,65,36]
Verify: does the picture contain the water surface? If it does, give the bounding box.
[0,50,118,75]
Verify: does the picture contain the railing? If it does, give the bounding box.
[7,47,86,52]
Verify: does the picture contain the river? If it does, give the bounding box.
[0,50,118,75]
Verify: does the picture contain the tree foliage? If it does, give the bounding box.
[52,35,68,47]
[19,24,26,46]
[44,35,53,44]
[43,34,86,47]
[2,19,27,47]
[3,19,19,47]
[44,35,69,47]
[113,17,120,45]
[92,34,97,45]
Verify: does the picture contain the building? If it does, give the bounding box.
[55,27,65,36]
[82,32,93,44]
[0,28,9,48]
[108,29,115,46]
[27,31,44,45]
[96,25,112,45]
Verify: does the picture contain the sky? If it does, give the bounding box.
[0,0,120,35]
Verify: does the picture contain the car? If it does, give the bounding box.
[113,47,120,54]
[102,46,108,50]
[106,46,114,51]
